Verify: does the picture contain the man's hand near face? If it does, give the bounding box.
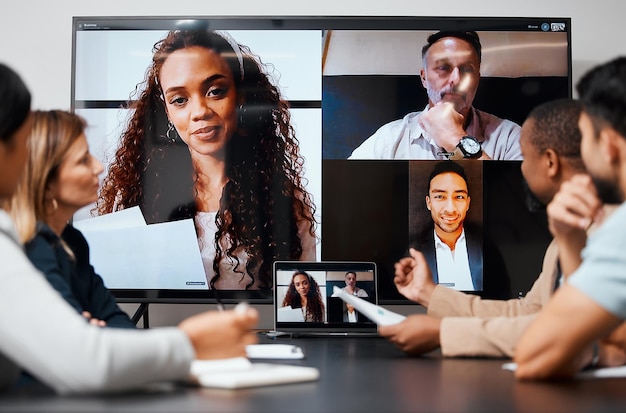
[546,174,603,277]
[419,102,467,152]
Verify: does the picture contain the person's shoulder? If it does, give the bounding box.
[463,223,485,240]
[24,226,61,269]
[589,203,626,242]
[463,222,483,233]
[371,111,422,133]
[606,202,626,220]
[474,108,520,128]
[389,111,423,128]
[25,223,57,253]
[61,224,89,249]
[349,110,422,159]
[0,211,20,242]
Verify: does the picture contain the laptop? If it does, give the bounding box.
[272,261,379,337]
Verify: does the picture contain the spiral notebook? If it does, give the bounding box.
[272,261,379,337]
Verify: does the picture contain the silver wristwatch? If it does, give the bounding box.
[452,135,482,159]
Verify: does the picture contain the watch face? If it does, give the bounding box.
[461,137,481,154]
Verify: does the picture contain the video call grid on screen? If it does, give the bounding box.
[71,16,570,303]
[273,261,378,334]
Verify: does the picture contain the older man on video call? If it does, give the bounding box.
[341,271,369,298]
[349,30,521,160]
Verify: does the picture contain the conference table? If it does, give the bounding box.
[1,334,626,413]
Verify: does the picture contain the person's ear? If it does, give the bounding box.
[544,148,560,178]
[425,195,431,210]
[420,69,427,87]
[600,127,623,166]
[43,184,59,215]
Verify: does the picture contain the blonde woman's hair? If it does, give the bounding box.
[8,110,86,243]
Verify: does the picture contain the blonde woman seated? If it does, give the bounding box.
[7,110,134,328]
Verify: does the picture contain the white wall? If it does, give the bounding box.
[2,0,624,328]
[2,0,624,111]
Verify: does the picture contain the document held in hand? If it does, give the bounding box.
[73,207,208,289]
[331,286,406,326]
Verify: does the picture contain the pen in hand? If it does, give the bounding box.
[214,289,225,312]
[214,289,249,314]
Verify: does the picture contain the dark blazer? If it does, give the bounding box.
[25,223,135,329]
[343,310,359,323]
[414,224,483,291]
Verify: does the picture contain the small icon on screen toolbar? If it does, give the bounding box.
[551,22,566,32]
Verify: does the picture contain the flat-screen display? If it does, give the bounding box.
[71,16,570,303]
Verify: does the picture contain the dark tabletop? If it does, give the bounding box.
[1,335,625,413]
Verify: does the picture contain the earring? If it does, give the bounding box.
[166,122,178,143]
[51,198,58,212]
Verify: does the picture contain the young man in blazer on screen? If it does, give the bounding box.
[414,161,483,292]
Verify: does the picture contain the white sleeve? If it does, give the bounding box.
[348,134,379,159]
[348,119,405,160]
[0,233,194,395]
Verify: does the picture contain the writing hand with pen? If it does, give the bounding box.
[178,301,259,360]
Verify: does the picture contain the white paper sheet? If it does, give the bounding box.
[74,209,207,289]
[331,286,406,326]
[277,306,305,322]
[73,205,146,230]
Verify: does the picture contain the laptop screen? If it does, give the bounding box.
[273,261,378,335]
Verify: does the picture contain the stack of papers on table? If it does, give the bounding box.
[189,357,319,389]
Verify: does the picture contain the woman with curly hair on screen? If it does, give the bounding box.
[281,271,325,323]
[97,29,317,291]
